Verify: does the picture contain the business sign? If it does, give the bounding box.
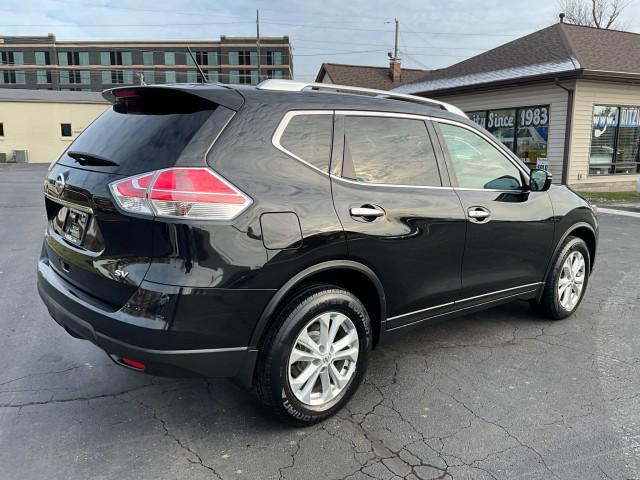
[487,110,515,129]
[518,106,549,127]
[536,158,549,171]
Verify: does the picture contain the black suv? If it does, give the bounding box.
[38,80,598,424]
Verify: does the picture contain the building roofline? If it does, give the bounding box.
[319,62,427,72]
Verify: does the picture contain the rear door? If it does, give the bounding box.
[330,112,466,329]
[43,88,237,308]
[433,119,555,304]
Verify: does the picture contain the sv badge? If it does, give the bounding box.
[114,269,129,280]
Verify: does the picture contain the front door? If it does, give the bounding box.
[330,112,467,329]
[434,120,555,305]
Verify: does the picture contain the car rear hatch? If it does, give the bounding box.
[43,86,242,308]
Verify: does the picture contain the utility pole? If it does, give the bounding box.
[394,18,399,60]
[256,9,262,83]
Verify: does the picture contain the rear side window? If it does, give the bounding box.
[279,114,332,172]
[342,116,441,186]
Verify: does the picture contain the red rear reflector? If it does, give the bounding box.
[121,357,145,370]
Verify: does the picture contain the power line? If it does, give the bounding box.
[0,18,527,37]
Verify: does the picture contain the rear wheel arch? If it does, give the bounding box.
[250,260,386,350]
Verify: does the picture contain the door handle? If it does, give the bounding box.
[468,207,491,223]
[350,206,385,220]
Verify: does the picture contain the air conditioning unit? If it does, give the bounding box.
[13,150,28,163]
[0,153,6,163]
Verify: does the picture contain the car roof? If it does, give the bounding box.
[102,81,471,124]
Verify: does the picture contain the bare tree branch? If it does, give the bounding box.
[557,0,630,29]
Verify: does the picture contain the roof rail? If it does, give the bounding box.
[256,79,467,118]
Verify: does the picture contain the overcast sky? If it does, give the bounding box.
[3,0,640,80]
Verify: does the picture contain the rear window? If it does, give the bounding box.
[57,91,233,176]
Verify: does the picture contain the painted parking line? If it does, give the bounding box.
[598,207,640,218]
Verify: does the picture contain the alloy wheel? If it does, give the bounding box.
[557,250,586,311]
[287,311,359,407]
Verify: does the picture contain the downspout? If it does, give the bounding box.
[554,78,574,185]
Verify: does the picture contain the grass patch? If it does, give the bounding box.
[579,191,640,203]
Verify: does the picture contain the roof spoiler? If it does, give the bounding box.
[102,84,245,111]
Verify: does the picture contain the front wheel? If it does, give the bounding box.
[532,236,590,320]
[255,285,371,425]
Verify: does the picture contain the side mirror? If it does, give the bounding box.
[529,169,552,192]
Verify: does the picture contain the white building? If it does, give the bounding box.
[0,89,108,164]
[396,22,640,192]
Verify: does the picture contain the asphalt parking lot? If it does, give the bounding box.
[1,164,639,480]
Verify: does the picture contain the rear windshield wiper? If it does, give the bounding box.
[67,151,119,167]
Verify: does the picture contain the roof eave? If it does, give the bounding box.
[406,71,580,97]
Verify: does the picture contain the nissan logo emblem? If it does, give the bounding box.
[54,173,66,196]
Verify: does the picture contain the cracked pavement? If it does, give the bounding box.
[1,165,639,479]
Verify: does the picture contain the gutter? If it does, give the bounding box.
[554,78,574,185]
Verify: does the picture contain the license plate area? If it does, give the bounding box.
[62,208,90,246]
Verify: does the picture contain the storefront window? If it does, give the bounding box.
[468,111,487,128]
[467,105,549,169]
[589,105,640,175]
[486,109,516,151]
[516,106,549,169]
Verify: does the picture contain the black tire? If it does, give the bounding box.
[255,284,372,426]
[532,236,590,320]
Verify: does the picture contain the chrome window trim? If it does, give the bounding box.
[272,109,530,190]
[387,282,543,321]
[331,174,453,191]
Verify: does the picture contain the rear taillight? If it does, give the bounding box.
[109,168,252,220]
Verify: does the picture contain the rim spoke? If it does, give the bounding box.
[329,363,348,389]
[318,314,330,350]
[320,369,332,402]
[332,329,358,353]
[299,367,322,403]
[290,348,320,364]
[332,347,359,362]
[297,329,321,355]
[290,363,318,390]
[328,313,347,346]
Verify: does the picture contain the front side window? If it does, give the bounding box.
[342,116,441,186]
[279,114,332,172]
[439,123,523,190]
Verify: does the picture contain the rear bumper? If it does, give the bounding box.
[37,258,259,384]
